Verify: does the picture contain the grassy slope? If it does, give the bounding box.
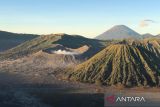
[0,34,109,60]
[0,31,39,51]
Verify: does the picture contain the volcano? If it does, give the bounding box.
[95,25,142,40]
[68,41,160,87]
[0,33,107,60]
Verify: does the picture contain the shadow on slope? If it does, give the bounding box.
[0,71,104,107]
[0,31,39,52]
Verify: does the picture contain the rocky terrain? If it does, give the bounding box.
[67,39,160,87]
[0,31,160,107]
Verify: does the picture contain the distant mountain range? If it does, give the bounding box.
[155,34,160,38]
[0,26,159,52]
[95,25,142,40]
[142,33,154,39]
[157,34,160,36]
[1,28,160,88]
[0,30,39,51]
[95,25,160,40]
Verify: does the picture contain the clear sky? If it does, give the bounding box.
[0,0,160,38]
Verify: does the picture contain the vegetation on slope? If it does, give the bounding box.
[67,40,160,87]
[0,34,109,60]
[0,30,39,51]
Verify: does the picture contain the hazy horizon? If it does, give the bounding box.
[0,0,160,38]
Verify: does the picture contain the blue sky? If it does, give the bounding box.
[0,0,160,38]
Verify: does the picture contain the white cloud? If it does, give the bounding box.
[52,50,79,55]
[139,20,156,28]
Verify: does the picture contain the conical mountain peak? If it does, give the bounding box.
[67,42,160,87]
[96,25,142,40]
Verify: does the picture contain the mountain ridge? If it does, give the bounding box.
[0,30,39,51]
[0,33,109,60]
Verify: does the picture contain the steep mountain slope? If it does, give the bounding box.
[133,39,160,58]
[0,30,39,51]
[95,25,142,40]
[0,34,109,60]
[68,41,160,87]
